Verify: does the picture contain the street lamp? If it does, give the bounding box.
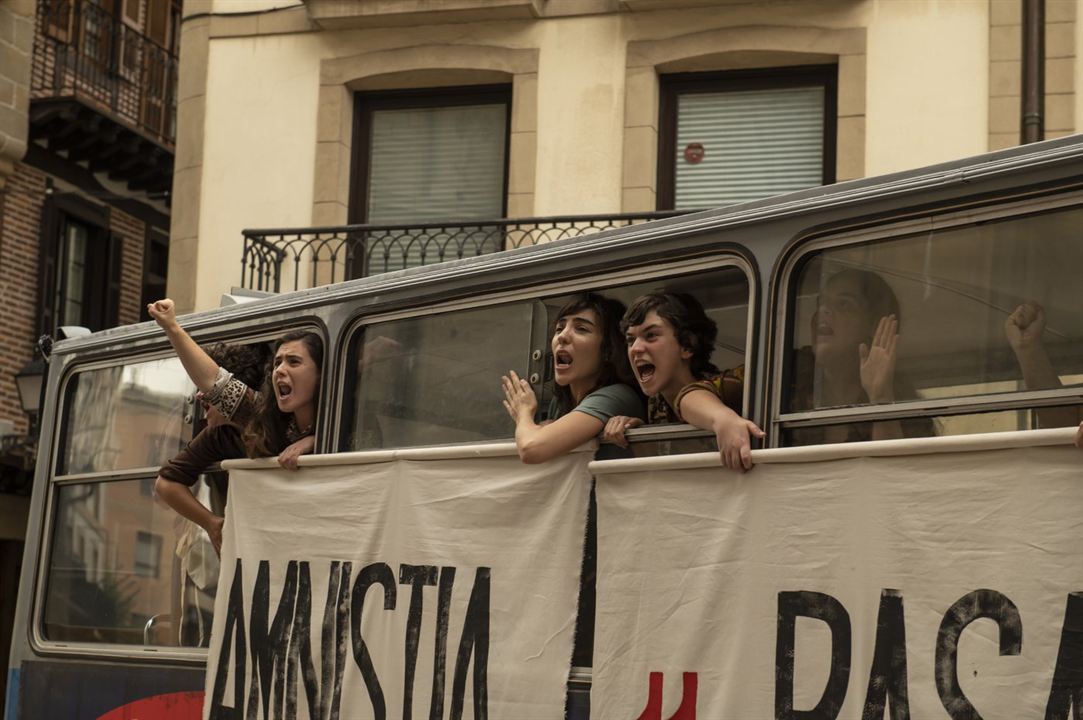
[15,355,45,417]
[15,336,53,435]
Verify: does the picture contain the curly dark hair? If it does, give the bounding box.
[242,330,323,458]
[204,342,269,391]
[552,293,639,415]
[621,291,719,379]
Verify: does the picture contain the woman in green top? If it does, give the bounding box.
[501,293,645,463]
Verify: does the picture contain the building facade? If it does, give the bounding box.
[171,0,1079,311]
[0,0,182,697]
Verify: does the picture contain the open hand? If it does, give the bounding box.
[1005,302,1046,352]
[859,314,898,404]
[603,415,643,448]
[501,370,537,425]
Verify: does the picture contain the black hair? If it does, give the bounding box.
[552,293,638,415]
[621,291,719,378]
[243,330,324,458]
[205,342,268,392]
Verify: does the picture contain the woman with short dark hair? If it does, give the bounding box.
[606,291,762,471]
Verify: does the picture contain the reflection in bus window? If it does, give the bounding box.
[783,405,1082,446]
[342,302,535,450]
[784,204,1083,444]
[58,358,194,475]
[43,480,213,647]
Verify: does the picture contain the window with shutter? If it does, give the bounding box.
[351,86,510,275]
[658,66,837,211]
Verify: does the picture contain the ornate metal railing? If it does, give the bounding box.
[241,212,693,292]
[32,0,178,146]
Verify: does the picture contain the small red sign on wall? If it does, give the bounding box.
[683,143,705,164]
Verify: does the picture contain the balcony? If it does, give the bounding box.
[29,0,178,195]
[240,212,692,293]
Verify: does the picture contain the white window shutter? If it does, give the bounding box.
[674,86,825,210]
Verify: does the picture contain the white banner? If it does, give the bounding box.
[592,429,1083,720]
[203,444,592,720]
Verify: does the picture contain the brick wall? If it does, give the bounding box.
[0,163,46,433]
[0,163,153,434]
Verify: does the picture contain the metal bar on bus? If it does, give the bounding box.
[777,387,1083,428]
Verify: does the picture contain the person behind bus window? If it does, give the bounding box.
[790,268,932,444]
[604,291,762,471]
[148,299,323,553]
[501,293,644,464]
[1004,300,1083,431]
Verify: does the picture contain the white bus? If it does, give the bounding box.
[5,136,1083,719]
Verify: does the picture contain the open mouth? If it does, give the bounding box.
[277,382,293,399]
[635,361,656,384]
[554,350,573,369]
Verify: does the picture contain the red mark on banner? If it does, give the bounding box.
[96,691,204,720]
[635,672,698,720]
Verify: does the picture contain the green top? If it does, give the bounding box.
[547,383,645,423]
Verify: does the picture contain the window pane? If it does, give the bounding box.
[43,480,218,647]
[537,265,751,421]
[342,302,535,450]
[367,103,507,224]
[59,357,194,475]
[784,405,1080,447]
[363,101,508,272]
[58,220,89,327]
[783,203,1083,437]
[675,86,824,209]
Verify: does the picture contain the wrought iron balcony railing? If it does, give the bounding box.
[32,0,178,147]
[241,212,692,293]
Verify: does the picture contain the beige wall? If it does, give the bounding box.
[0,0,33,189]
[172,0,1044,311]
[865,0,990,173]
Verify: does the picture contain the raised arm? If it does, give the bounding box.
[1006,302,1062,390]
[1005,302,1081,429]
[147,299,220,393]
[502,370,604,464]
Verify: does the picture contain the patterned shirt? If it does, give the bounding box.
[648,365,744,424]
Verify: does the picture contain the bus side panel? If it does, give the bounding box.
[4,669,16,720]
[16,661,203,719]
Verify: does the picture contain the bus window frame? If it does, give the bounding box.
[31,321,327,662]
[332,252,758,452]
[769,187,1083,447]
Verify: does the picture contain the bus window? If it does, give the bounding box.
[57,357,194,476]
[42,480,207,647]
[780,202,1083,445]
[42,335,274,652]
[341,301,537,450]
[540,263,752,455]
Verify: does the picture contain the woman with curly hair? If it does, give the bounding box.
[501,292,644,464]
[605,291,762,471]
[148,299,322,553]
